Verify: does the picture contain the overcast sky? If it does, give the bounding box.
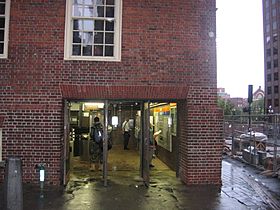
[216,0,264,98]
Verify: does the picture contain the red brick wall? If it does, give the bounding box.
[0,0,222,185]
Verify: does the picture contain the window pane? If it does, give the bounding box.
[83,45,92,56]
[273,21,277,30]
[105,46,113,56]
[107,0,115,6]
[274,60,278,68]
[106,7,114,18]
[0,43,3,54]
[275,99,279,107]
[268,87,272,94]
[267,61,271,69]
[73,5,83,16]
[268,74,271,81]
[105,21,114,31]
[84,6,94,17]
[73,0,83,4]
[83,20,94,31]
[273,8,276,17]
[105,33,114,44]
[97,6,104,17]
[266,48,271,57]
[94,45,103,56]
[0,3,5,15]
[96,0,104,6]
[84,0,93,5]
[94,20,104,30]
[273,47,278,55]
[73,20,82,30]
[82,32,93,45]
[273,34,277,42]
[94,32,104,44]
[268,99,272,106]
[275,86,279,94]
[73,32,82,43]
[274,73,279,80]
[0,18,4,28]
[72,45,81,55]
[0,30,4,41]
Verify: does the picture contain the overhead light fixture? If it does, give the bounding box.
[83,102,104,111]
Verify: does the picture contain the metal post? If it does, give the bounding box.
[103,100,108,187]
[4,157,23,210]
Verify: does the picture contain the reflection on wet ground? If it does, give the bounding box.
[0,146,279,210]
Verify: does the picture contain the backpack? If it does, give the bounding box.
[91,123,103,143]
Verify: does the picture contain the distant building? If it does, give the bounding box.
[217,88,230,99]
[263,0,280,113]
[253,86,265,101]
[229,97,247,110]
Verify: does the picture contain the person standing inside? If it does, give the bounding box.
[122,117,131,150]
[90,116,103,171]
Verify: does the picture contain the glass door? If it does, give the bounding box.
[63,100,71,185]
[141,101,150,186]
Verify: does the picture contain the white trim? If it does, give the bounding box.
[64,0,122,62]
[0,0,11,59]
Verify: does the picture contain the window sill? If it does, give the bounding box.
[64,56,121,62]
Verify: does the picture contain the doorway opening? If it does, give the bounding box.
[64,100,178,186]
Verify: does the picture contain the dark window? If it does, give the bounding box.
[267,48,271,57]
[267,86,272,94]
[273,47,278,55]
[274,85,279,94]
[267,61,271,69]
[274,59,278,68]
[275,99,279,107]
[268,99,272,107]
[268,74,272,81]
[273,34,278,42]
[274,72,278,81]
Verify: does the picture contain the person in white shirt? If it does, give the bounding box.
[122,117,131,150]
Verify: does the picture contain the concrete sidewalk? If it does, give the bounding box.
[0,157,280,210]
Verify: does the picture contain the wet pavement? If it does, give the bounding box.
[0,156,280,210]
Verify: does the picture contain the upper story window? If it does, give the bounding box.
[64,0,122,61]
[0,0,10,59]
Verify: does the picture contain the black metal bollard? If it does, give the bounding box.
[4,157,23,210]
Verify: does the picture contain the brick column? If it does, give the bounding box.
[178,86,223,185]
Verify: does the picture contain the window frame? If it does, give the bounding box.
[64,0,122,62]
[0,0,11,59]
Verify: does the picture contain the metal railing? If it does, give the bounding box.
[224,114,280,175]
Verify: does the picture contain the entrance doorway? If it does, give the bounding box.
[63,100,178,186]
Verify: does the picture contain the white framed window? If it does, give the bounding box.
[0,0,10,59]
[64,0,122,61]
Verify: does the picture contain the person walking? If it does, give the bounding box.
[122,117,131,150]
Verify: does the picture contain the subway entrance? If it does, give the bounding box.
[63,100,178,186]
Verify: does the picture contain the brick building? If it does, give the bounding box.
[263,0,280,113]
[0,0,223,185]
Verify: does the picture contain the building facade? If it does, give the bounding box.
[263,0,280,113]
[0,0,223,185]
